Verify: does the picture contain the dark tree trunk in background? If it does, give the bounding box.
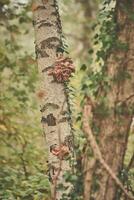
[89,1,134,199]
[77,0,98,61]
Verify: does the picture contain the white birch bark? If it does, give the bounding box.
[33,1,72,199]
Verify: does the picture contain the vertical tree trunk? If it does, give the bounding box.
[76,2,98,199]
[90,1,134,199]
[33,1,72,199]
[75,0,98,62]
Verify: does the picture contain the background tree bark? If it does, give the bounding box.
[33,1,72,199]
[88,1,134,199]
[77,0,98,54]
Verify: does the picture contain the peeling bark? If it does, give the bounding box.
[33,1,72,199]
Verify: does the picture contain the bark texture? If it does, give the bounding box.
[89,1,134,199]
[33,1,72,199]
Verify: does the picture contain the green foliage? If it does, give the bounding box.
[61,170,83,200]
[96,8,116,60]
[0,167,50,200]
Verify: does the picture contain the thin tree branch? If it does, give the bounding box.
[116,93,134,105]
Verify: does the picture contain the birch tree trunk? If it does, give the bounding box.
[33,1,72,199]
[88,1,134,199]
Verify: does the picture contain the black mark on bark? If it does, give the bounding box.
[35,45,49,58]
[51,11,57,16]
[50,130,55,133]
[40,37,60,50]
[50,4,55,7]
[41,114,56,126]
[48,164,55,182]
[32,20,36,26]
[64,135,74,150]
[47,114,56,126]
[35,5,46,11]
[58,117,70,123]
[40,103,60,112]
[42,66,53,73]
[33,19,53,28]
[60,110,68,115]
[38,22,54,29]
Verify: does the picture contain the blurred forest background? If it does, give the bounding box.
[0,0,133,199]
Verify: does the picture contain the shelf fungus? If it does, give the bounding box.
[50,143,70,159]
[48,56,75,83]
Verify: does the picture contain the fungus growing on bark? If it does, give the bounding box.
[50,143,70,159]
[48,56,75,83]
